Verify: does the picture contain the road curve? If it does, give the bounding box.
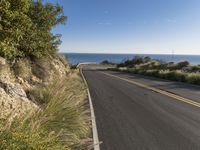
[83,68,200,150]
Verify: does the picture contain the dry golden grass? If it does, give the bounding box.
[0,72,91,150]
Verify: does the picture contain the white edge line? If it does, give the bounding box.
[80,67,100,150]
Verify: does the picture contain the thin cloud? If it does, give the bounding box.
[98,22,112,25]
[166,19,177,23]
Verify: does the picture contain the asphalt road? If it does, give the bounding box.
[83,68,200,150]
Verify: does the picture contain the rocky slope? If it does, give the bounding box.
[0,55,70,119]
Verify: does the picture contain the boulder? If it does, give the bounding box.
[0,57,6,65]
[4,82,27,98]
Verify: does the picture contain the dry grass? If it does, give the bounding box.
[12,59,32,80]
[0,73,91,150]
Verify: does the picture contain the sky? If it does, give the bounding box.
[44,0,200,55]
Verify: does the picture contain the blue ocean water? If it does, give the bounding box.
[64,53,200,65]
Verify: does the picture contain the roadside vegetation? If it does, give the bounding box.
[100,60,116,65]
[0,0,66,59]
[0,0,91,149]
[0,75,90,150]
[110,56,200,85]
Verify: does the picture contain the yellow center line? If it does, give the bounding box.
[101,72,200,108]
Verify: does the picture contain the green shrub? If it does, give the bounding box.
[186,65,200,73]
[173,70,187,82]
[143,56,151,63]
[0,0,67,59]
[137,69,146,75]
[0,0,32,59]
[158,70,170,79]
[176,61,190,69]
[117,56,144,68]
[114,56,200,85]
[127,68,138,73]
[0,118,66,150]
[186,73,200,85]
[164,71,177,80]
[118,67,128,72]
[144,70,159,77]
[108,68,119,71]
[101,60,115,65]
[70,64,78,70]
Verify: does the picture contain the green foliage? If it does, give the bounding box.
[70,64,78,69]
[176,61,190,69]
[158,70,186,82]
[0,0,32,58]
[117,56,142,67]
[143,56,151,63]
[144,69,159,77]
[101,60,115,65]
[0,118,66,150]
[186,73,200,84]
[0,0,66,59]
[173,70,187,82]
[114,56,200,85]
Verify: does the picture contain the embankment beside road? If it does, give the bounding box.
[109,56,200,85]
[0,55,91,150]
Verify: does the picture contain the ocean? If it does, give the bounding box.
[64,53,200,65]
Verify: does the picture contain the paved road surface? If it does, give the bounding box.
[83,67,200,150]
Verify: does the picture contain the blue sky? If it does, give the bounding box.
[45,0,200,54]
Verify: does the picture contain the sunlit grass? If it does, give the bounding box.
[0,73,90,150]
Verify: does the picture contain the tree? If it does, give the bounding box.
[0,0,32,58]
[0,0,67,59]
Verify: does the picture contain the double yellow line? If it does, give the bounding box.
[102,72,200,108]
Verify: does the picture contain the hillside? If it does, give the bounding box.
[0,0,91,149]
[0,55,91,150]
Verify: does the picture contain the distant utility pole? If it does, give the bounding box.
[172,50,175,61]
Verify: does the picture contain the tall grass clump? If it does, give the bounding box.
[173,70,187,82]
[186,73,200,85]
[0,74,90,150]
[144,69,159,77]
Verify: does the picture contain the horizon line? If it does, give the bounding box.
[60,52,200,56]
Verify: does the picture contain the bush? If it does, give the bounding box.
[193,66,200,72]
[158,70,170,79]
[143,56,151,63]
[0,119,66,150]
[101,60,115,65]
[176,61,190,69]
[127,68,138,73]
[0,0,32,59]
[173,70,187,82]
[70,64,78,69]
[144,70,159,77]
[117,56,144,68]
[113,57,200,85]
[0,0,67,59]
[186,73,200,85]
[137,69,146,75]
[108,68,119,71]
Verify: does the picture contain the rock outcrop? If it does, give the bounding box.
[0,55,70,119]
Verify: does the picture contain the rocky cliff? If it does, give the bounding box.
[0,55,70,119]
